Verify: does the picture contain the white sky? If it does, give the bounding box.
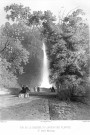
[0,0,90,26]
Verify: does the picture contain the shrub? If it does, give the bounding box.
[57,83,88,103]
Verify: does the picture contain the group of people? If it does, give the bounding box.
[18,85,55,98]
[18,85,30,98]
[18,85,41,98]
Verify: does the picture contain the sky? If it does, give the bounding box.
[0,0,90,26]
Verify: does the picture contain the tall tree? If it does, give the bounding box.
[0,23,30,88]
[0,57,18,87]
[4,4,89,99]
[47,9,89,98]
[3,22,42,57]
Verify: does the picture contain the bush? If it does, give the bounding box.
[58,89,71,101]
[57,84,88,102]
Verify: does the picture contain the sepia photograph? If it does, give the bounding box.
[0,0,90,134]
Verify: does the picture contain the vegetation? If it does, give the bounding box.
[0,3,89,101]
[46,9,89,100]
[0,5,42,88]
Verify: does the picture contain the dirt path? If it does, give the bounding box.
[0,95,41,108]
[1,95,90,120]
[0,95,50,120]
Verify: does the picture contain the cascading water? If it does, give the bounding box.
[40,43,52,88]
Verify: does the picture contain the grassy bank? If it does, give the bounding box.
[48,98,90,120]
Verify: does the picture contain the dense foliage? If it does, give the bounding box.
[0,23,30,88]
[0,4,89,100]
[46,9,89,99]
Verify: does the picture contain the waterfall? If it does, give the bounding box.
[40,43,52,88]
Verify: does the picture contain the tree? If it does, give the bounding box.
[47,9,89,100]
[0,56,19,88]
[0,25,30,74]
[3,22,42,57]
[4,4,89,100]
[0,23,30,88]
